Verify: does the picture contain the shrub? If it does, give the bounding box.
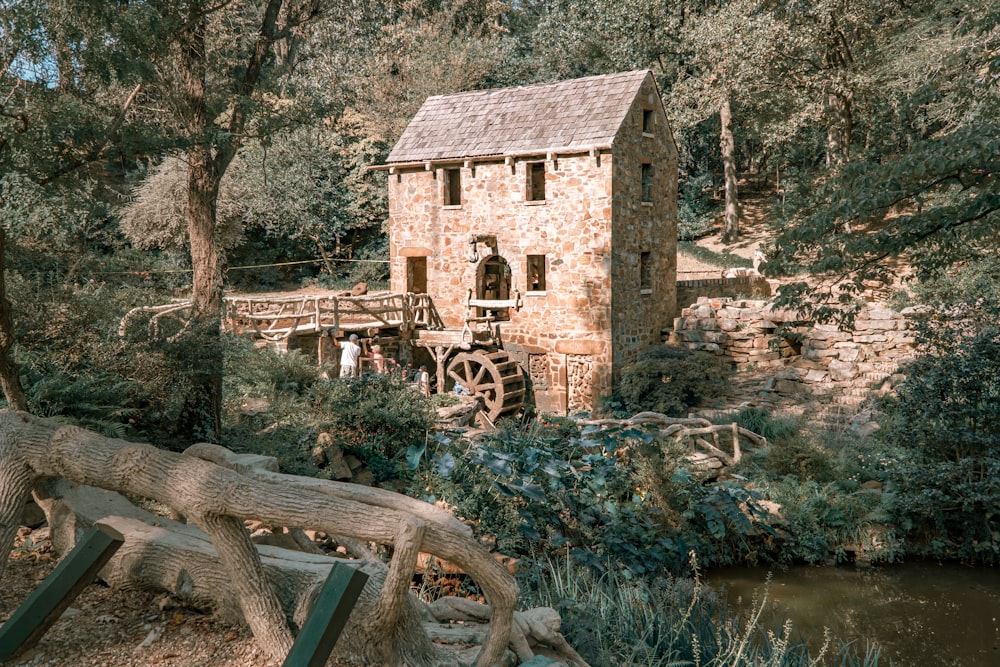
[411,417,782,576]
[611,346,732,417]
[875,272,1000,562]
[304,373,435,482]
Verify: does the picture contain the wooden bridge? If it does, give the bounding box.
[224,292,439,343]
[120,291,439,345]
[121,290,527,422]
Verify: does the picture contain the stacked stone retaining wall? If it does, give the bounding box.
[676,274,771,310]
[670,298,919,407]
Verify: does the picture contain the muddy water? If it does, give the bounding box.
[708,563,1000,666]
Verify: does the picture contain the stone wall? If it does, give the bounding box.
[676,275,771,312]
[610,75,678,377]
[670,298,918,407]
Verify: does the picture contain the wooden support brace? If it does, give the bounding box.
[280,563,369,667]
[0,522,125,661]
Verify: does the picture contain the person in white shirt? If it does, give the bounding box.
[336,333,363,378]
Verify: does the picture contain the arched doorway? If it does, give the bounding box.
[476,255,511,321]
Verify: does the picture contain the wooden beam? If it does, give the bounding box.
[281,563,369,667]
[0,522,125,661]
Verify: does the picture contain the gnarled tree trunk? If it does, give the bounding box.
[0,411,521,666]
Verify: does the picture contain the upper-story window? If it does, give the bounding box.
[641,163,653,203]
[527,255,546,292]
[444,168,462,206]
[642,109,654,134]
[526,162,546,202]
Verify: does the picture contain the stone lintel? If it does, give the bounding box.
[555,339,606,355]
[399,247,433,257]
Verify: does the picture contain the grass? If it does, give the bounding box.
[519,556,881,667]
[679,241,754,270]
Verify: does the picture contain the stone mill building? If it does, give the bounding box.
[376,70,678,415]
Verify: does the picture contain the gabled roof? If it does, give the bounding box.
[386,70,653,163]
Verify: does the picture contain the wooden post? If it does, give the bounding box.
[0,522,124,661]
[281,562,369,667]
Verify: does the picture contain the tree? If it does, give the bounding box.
[0,412,526,666]
[116,0,327,438]
[1,1,149,411]
[766,2,1000,317]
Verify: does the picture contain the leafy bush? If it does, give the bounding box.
[875,266,1000,562]
[8,274,216,444]
[611,346,733,417]
[411,418,781,577]
[225,337,324,401]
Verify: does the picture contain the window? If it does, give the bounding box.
[527,255,546,292]
[642,109,654,133]
[444,168,461,206]
[640,252,652,292]
[527,162,546,201]
[641,163,653,203]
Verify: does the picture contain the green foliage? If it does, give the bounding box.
[412,418,781,577]
[677,173,719,241]
[225,339,324,401]
[875,281,1000,562]
[611,346,733,418]
[678,242,754,270]
[767,2,1000,317]
[221,344,437,481]
[23,370,139,438]
[6,269,212,443]
[764,477,894,565]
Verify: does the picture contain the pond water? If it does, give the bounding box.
[707,563,1000,666]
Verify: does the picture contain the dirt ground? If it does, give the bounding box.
[1,527,278,667]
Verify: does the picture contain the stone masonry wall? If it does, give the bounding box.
[388,155,616,414]
[676,275,771,312]
[611,76,678,380]
[670,298,918,407]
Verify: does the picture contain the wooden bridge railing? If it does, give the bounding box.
[120,292,441,345]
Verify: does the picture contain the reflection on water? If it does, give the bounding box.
[708,563,1000,666]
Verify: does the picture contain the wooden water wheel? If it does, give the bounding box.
[446,350,525,422]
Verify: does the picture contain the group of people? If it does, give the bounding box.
[331,331,430,396]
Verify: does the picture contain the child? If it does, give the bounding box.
[414,365,431,397]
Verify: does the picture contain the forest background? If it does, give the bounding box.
[1,1,999,666]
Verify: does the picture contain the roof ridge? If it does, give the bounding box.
[421,69,652,103]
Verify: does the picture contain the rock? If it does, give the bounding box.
[352,468,374,487]
[435,396,484,428]
[325,446,354,481]
[828,359,860,381]
[310,445,327,467]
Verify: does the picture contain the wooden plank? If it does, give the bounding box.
[281,563,369,667]
[0,522,125,661]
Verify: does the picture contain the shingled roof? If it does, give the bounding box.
[386,70,653,163]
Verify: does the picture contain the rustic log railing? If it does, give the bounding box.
[120,292,439,345]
